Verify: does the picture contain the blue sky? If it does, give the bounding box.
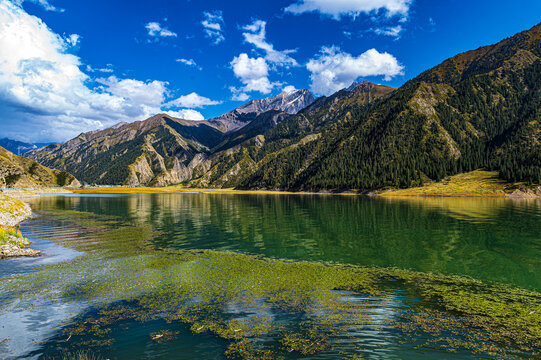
[0,0,540,142]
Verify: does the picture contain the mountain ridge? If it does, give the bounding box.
[237,23,541,190]
[0,146,80,188]
[27,89,317,186]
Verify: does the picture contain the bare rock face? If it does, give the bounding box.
[507,188,541,199]
[237,89,315,115]
[204,89,315,133]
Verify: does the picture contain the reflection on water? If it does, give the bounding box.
[24,193,541,290]
[0,193,540,359]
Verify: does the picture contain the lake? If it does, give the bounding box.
[1,193,540,359]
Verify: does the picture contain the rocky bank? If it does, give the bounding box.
[0,192,39,259]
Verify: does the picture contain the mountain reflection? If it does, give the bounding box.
[28,194,541,290]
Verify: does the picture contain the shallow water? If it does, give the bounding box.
[1,193,540,359]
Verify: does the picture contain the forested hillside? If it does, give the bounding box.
[238,23,541,190]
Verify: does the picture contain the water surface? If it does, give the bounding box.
[0,193,540,359]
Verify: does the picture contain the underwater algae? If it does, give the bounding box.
[1,208,540,359]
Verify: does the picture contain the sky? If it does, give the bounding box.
[0,0,540,143]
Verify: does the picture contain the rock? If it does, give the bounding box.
[507,188,541,199]
[0,235,41,259]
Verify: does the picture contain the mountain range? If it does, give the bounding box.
[0,139,54,156]
[27,23,541,190]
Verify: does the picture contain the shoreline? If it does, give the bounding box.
[67,171,540,198]
[70,186,541,199]
[0,188,73,259]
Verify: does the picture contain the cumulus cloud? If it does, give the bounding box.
[96,76,168,107]
[201,11,224,44]
[306,46,404,95]
[285,0,412,19]
[229,89,249,102]
[242,20,298,67]
[145,22,177,38]
[0,1,218,141]
[164,109,205,121]
[283,85,297,94]
[65,34,80,46]
[229,19,298,101]
[230,53,280,98]
[166,92,222,108]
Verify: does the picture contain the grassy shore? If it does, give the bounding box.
[0,194,40,258]
[0,193,32,226]
[380,170,520,197]
[68,170,538,198]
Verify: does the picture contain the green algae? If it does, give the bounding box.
[1,208,541,358]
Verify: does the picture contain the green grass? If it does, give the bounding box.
[0,225,23,247]
[381,170,517,197]
[0,194,29,216]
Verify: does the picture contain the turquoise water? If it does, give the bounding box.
[1,193,540,359]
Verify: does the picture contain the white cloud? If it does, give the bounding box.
[145,22,177,38]
[242,20,298,67]
[371,25,403,38]
[306,46,404,95]
[0,0,215,141]
[201,11,224,44]
[230,53,279,95]
[96,76,168,107]
[164,109,205,121]
[230,91,250,102]
[285,0,412,19]
[176,58,202,70]
[283,85,297,94]
[229,20,297,100]
[166,92,221,108]
[65,33,80,46]
[177,58,195,66]
[13,0,63,12]
[86,64,114,73]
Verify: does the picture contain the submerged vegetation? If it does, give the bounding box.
[1,207,541,359]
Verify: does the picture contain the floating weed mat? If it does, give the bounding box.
[1,248,540,359]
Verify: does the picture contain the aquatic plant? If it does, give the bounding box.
[1,207,540,358]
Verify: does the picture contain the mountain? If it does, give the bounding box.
[0,139,55,156]
[183,81,395,188]
[27,90,314,186]
[239,89,315,114]
[27,115,224,186]
[27,23,541,191]
[0,146,80,188]
[0,138,37,155]
[200,89,315,133]
[237,23,541,190]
